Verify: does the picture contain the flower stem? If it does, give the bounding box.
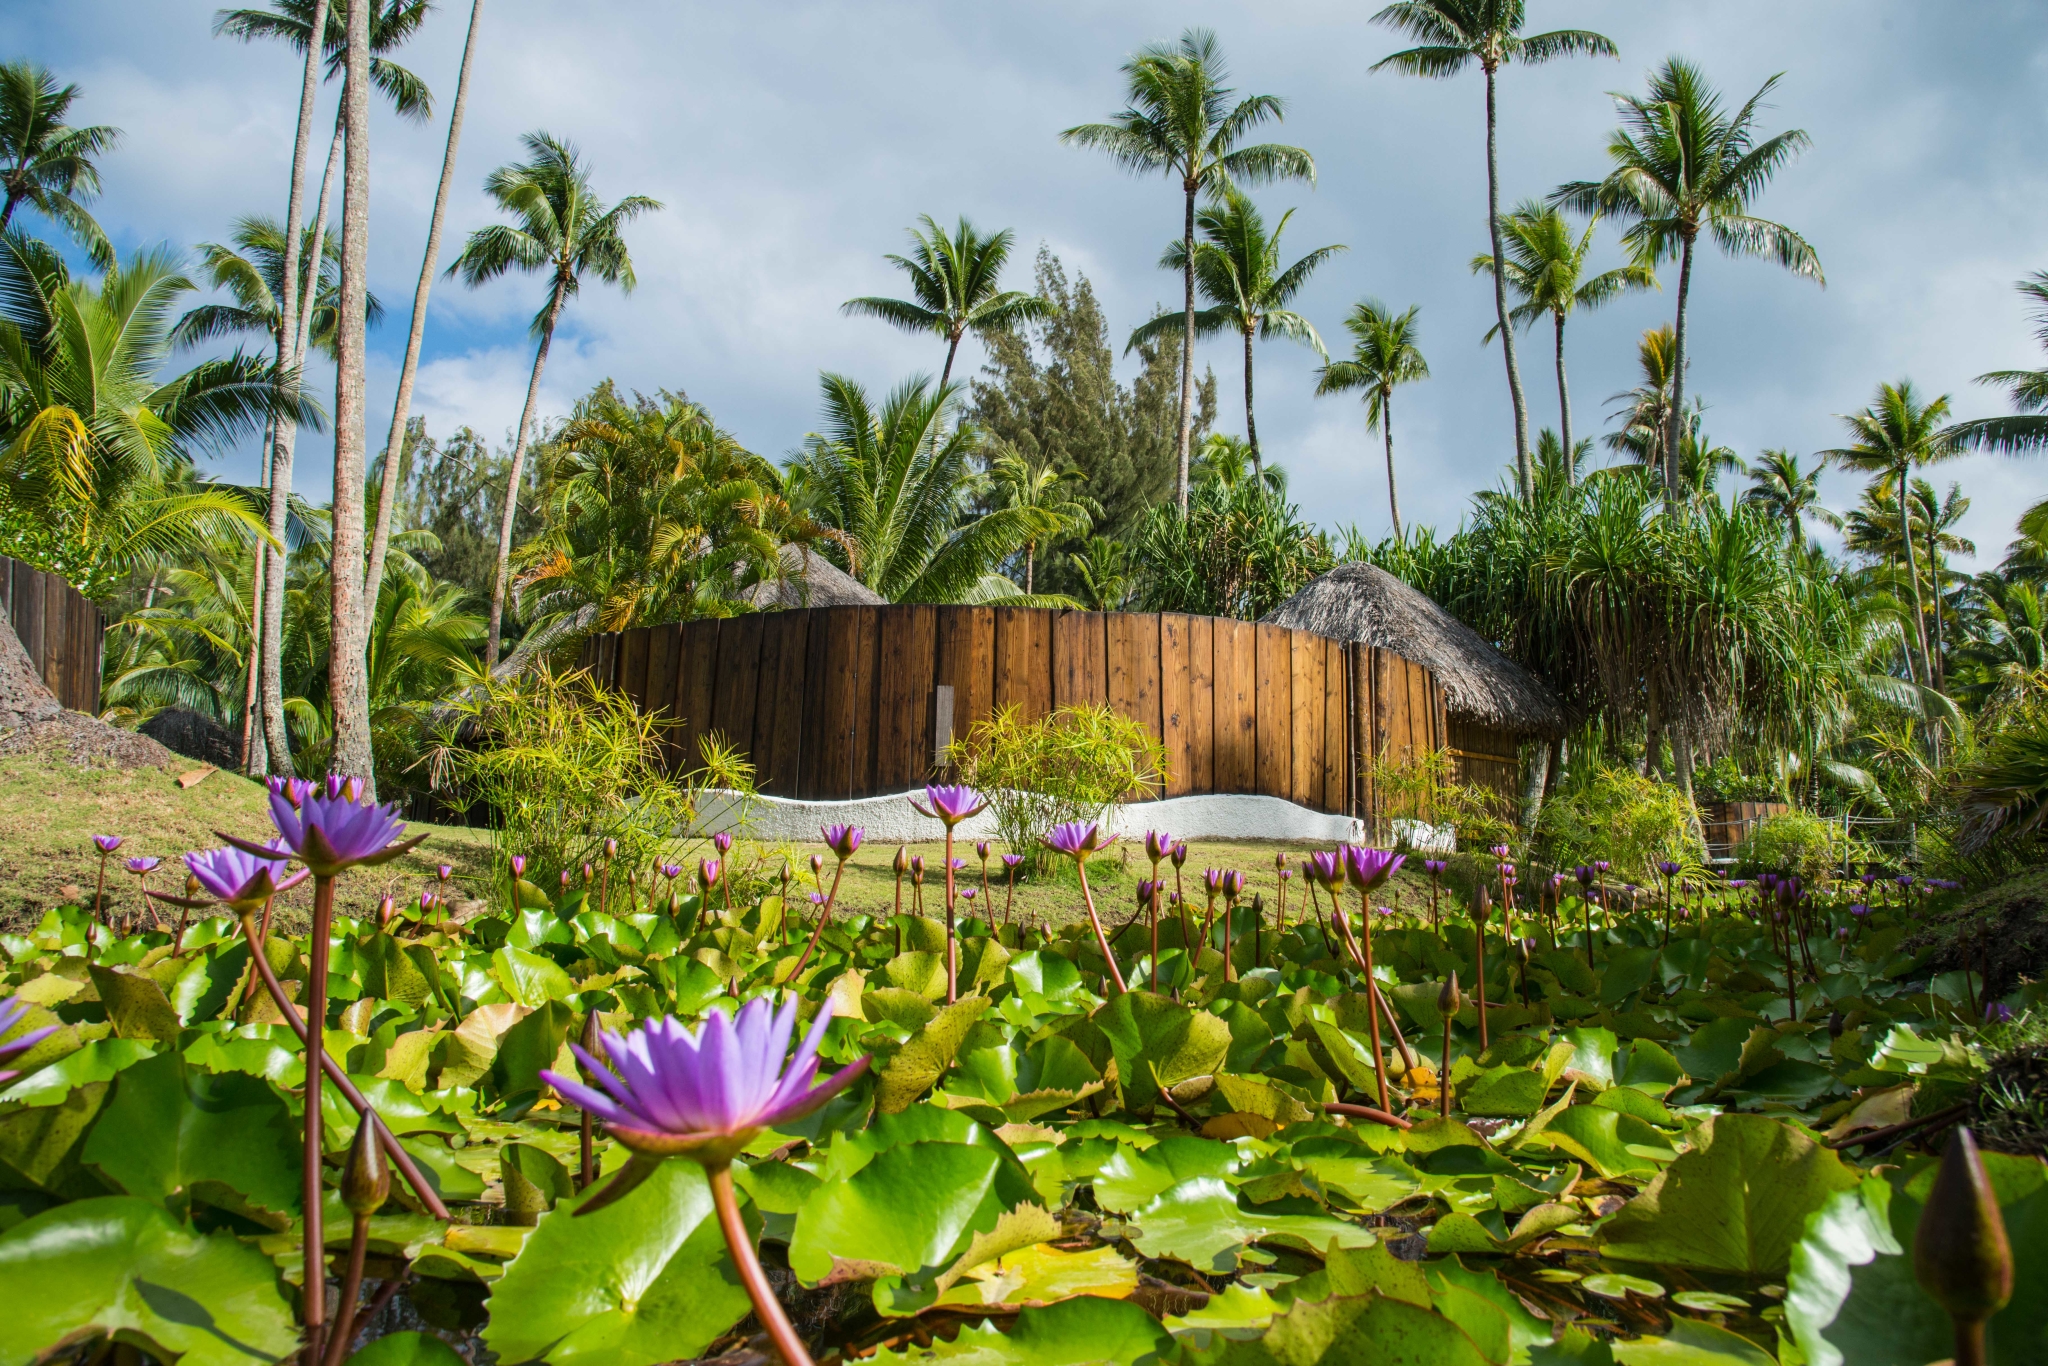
[943,827,957,1003]
[1076,861,1128,995]
[303,873,334,1337]
[788,858,845,981]
[319,1212,370,1366]
[708,1163,811,1366]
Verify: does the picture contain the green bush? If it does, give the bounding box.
[1364,747,1515,852]
[1535,766,1703,883]
[947,703,1168,874]
[1738,809,1845,881]
[428,664,749,887]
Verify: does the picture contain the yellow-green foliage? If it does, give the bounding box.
[948,704,1168,872]
[1536,766,1704,882]
[1364,748,1515,852]
[1739,809,1845,881]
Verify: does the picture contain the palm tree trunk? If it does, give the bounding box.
[1664,234,1696,507]
[364,0,486,628]
[485,280,567,666]
[328,0,375,789]
[1927,517,1947,694]
[1554,311,1573,478]
[1382,389,1402,542]
[258,0,332,778]
[242,542,266,775]
[1898,468,1930,689]
[1024,540,1034,595]
[1176,183,1197,515]
[940,328,961,392]
[1484,65,1532,502]
[1242,325,1261,484]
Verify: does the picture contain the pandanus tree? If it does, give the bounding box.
[0,237,310,589]
[1316,300,1429,542]
[448,131,662,666]
[793,374,1062,604]
[0,61,120,265]
[1129,186,1342,483]
[841,216,1050,390]
[1370,0,1616,502]
[1554,58,1822,505]
[1470,201,1656,462]
[1062,28,1313,514]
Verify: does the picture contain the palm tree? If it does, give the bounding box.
[1554,58,1822,504]
[1821,381,1960,690]
[991,446,1095,595]
[448,132,661,665]
[1740,449,1839,548]
[793,375,1060,603]
[1071,536,1134,611]
[0,237,304,581]
[1062,28,1314,514]
[175,216,383,359]
[1315,301,1429,541]
[1604,325,1676,469]
[1470,201,1655,462]
[1532,428,1594,501]
[842,216,1050,389]
[0,62,120,265]
[1952,272,2048,457]
[1130,187,1342,481]
[1370,2,1616,502]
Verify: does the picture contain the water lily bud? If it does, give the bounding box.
[186,873,202,898]
[1471,885,1492,925]
[340,1113,390,1216]
[377,895,396,928]
[1438,972,1462,1016]
[603,838,618,859]
[893,845,910,875]
[810,854,825,877]
[1914,1127,2014,1327]
[713,832,733,855]
[1171,841,1189,868]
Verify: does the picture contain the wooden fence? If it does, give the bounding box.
[1,556,103,715]
[578,606,1451,819]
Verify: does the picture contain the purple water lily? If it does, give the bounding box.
[124,856,161,875]
[660,862,684,880]
[976,840,990,860]
[821,823,863,860]
[1170,841,1189,868]
[1146,830,1174,863]
[698,859,721,892]
[511,854,528,877]
[1046,821,1115,859]
[1423,859,1447,876]
[912,783,987,827]
[1001,853,1024,870]
[1203,868,1226,896]
[0,997,57,1088]
[185,843,310,911]
[1657,861,1681,877]
[235,780,420,877]
[93,835,124,854]
[713,832,733,855]
[1489,843,1510,858]
[1137,878,1159,907]
[1985,1001,2015,1025]
[544,997,868,1166]
[1306,850,1345,890]
[1343,845,1404,891]
[1593,861,1611,874]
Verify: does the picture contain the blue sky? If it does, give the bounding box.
[9,0,2048,568]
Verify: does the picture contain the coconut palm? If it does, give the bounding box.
[1952,271,2048,457]
[1071,536,1135,611]
[990,447,1095,595]
[794,375,1062,604]
[1532,428,1595,502]
[0,236,309,585]
[1315,300,1429,541]
[214,0,436,124]
[1604,325,1676,471]
[1740,449,1839,548]
[842,216,1050,390]
[0,62,120,265]
[1822,382,1960,690]
[174,216,383,359]
[448,132,662,665]
[1845,476,1972,693]
[1554,58,1822,504]
[1129,187,1341,481]
[1062,29,1314,513]
[1470,201,1655,462]
[1952,575,2048,714]
[1371,2,1616,501]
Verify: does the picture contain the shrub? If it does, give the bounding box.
[947,703,1168,873]
[1738,809,1845,882]
[1364,747,1515,852]
[427,664,751,887]
[1535,766,1704,883]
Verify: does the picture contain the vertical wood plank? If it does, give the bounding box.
[1160,614,1194,797]
[798,611,836,800]
[1323,635,1347,814]
[763,612,810,795]
[676,619,721,776]
[1052,611,1107,711]
[1290,630,1323,809]
[874,606,935,792]
[1209,620,1248,791]
[1255,623,1291,799]
[1187,615,1215,795]
[749,614,787,784]
[618,627,652,711]
[934,605,993,776]
[711,613,764,762]
[849,606,879,795]
[1104,612,1161,743]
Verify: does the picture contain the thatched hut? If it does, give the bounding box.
[741,544,885,610]
[1262,562,1564,797]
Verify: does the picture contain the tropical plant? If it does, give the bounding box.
[1470,201,1655,460]
[990,446,1095,595]
[1952,270,2048,456]
[1951,578,2048,714]
[1741,449,1840,547]
[842,215,1050,389]
[0,237,308,594]
[1062,28,1313,512]
[174,215,382,359]
[1535,765,1704,882]
[1316,300,1430,540]
[0,61,120,264]
[1130,187,1341,480]
[1555,58,1823,503]
[1134,464,1333,618]
[1371,0,1616,500]
[1823,381,1961,691]
[794,374,1061,604]
[947,703,1168,874]
[1070,536,1135,611]
[1736,809,1842,881]
[1532,428,1595,501]
[447,131,662,665]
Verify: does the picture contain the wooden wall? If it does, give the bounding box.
[581,606,1465,818]
[1,556,103,715]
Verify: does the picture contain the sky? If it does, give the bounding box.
[9,0,2048,569]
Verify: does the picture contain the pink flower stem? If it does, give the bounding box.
[303,874,334,1339]
[1351,887,1390,1111]
[943,826,958,1004]
[787,858,845,981]
[709,1163,812,1366]
[1076,860,1128,995]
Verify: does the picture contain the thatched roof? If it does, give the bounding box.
[742,544,885,610]
[1261,562,1565,735]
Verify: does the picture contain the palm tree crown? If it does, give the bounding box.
[1740,449,1840,547]
[1554,57,1821,501]
[172,215,384,360]
[214,0,437,123]
[0,61,121,265]
[842,216,1050,390]
[1952,271,2048,456]
[1132,187,1342,477]
[1062,28,1314,512]
[990,446,1096,596]
[1317,300,1428,541]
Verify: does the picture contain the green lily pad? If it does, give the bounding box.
[1189,1289,1493,1364]
[1582,1273,1664,1300]
[876,996,991,1114]
[789,1140,1001,1285]
[1094,1135,1236,1213]
[866,1295,1172,1364]
[80,1051,299,1219]
[1610,1319,1774,1364]
[1129,1177,1376,1274]
[1095,990,1232,1112]
[344,1331,469,1366]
